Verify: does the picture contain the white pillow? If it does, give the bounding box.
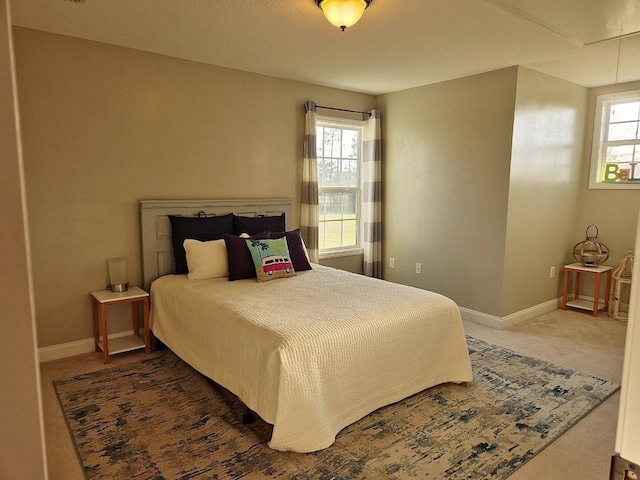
[183,239,228,280]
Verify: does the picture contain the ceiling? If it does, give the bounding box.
[9,0,640,95]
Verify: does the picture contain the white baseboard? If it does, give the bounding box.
[501,297,561,328]
[38,329,141,363]
[460,297,561,330]
[458,307,502,329]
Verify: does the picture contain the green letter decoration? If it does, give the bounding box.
[605,164,620,182]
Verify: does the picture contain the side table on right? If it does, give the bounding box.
[562,263,612,317]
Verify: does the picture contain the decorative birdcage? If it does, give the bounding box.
[573,224,609,266]
[610,250,633,321]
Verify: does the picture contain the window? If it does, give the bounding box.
[589,90,640,189]
[316,116,364,256]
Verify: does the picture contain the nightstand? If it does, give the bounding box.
[562,263,612,317]
[91,286,150,364]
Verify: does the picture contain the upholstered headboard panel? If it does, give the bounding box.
[140,199,292,290]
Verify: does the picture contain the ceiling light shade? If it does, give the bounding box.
[316,0,372,31]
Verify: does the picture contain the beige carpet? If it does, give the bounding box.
[41,309,627,479]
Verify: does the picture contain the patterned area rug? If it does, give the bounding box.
[54,337,618,479]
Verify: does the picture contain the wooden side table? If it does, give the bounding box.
[91,286,150,364]
[562,263,612,317]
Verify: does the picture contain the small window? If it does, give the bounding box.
[589,90,640,189]
[316,116,364,254]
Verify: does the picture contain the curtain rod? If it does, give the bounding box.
[316,105,372,117]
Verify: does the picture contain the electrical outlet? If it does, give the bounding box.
[550,266,555,279]
[416,263,422,274]
[389,257,395,269]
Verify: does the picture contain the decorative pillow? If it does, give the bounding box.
[169,214,234,275]
[224,232,270,281]
[233,213,286,236]
[269,229,312,271]
[246,237,297,282]
[184,239,228,280]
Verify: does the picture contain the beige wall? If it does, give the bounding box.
[502,67,587,315]
[378,66,595,318]
[568,80,640,300]
[320,254,364,274]
[377,68,518,316]
[13,28,375,347]
[578,80,640,265]
[0,5,47,479]
[15,25,639,350]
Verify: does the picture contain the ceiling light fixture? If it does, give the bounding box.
[315,0,372,31]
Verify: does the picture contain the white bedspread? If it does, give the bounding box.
[150,264,472,453]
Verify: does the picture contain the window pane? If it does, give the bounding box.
[319,159,339,187]
[321,127,330,154]
[318,157,326,187]
[316,127,324,157]
[340,159,358,187]
[342,129,359,159]
[605,145,634,163]
[610,102,640,123]
[323,192,343,217]
[322,127,342,159]
[319,192,326,222]
[332,129,342,158]
[329,159,341,186]
[608,121,638,141]
[321,128,333,159]
[323,220,342,249]
[341,191,357,217]
[317,191,358,249]
[342,219,357,247]
[317,157,325,186]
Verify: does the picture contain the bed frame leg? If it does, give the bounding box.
[242,406,256,424]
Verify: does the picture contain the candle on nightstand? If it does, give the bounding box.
[108,258,129,292]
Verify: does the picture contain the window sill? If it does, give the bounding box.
[589,181,640,190]
[319,247,364,260]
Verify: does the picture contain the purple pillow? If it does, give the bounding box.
[269,229,312,272]
[224,232,270,281]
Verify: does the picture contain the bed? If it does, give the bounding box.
[141,199,473,453]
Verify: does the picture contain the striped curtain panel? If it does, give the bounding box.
[362,110,382,278]
[301,101,319,263]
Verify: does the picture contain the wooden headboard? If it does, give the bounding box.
[140,198,292,290]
